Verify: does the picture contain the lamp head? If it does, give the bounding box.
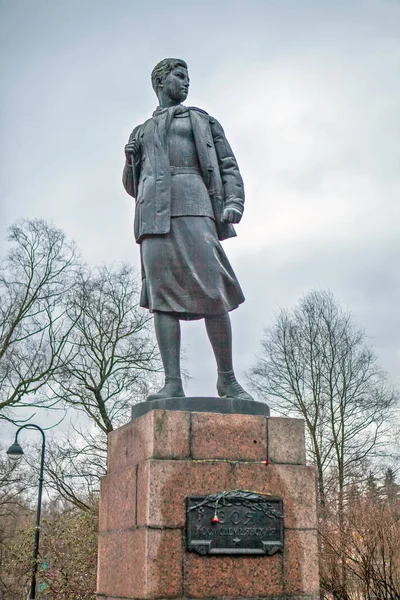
[6,440,24,462]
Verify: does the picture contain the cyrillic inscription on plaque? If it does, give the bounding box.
[186,490,284,555]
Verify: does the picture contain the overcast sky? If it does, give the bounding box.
[1,0,399,421]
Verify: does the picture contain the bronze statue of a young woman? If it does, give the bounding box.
[123,58,253,402]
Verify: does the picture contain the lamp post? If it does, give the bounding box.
[7,424,46,600]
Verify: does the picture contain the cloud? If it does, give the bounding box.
[1,0,399,400]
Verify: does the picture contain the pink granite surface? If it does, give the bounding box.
[136,409,190,461]
[234,462,317,529]
[284,529,320,595]
[268,417,306,465]
[184,551,283,597]
[137,459,234,527]
[107,409,190,472]
[97,528,182,599]
[98,412,319,600]
[97,529,147,598]
[99,464,136,532]
[97,596,320,600]
[146,528,183,598]
[191,412,267,461]
[97,597,320,600]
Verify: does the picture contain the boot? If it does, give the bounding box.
[147,376,185,401]
[217,370,254,401]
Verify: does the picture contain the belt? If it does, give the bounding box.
[170,166,202,175]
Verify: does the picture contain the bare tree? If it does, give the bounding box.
[320,470,400,600]
[0,220,79,422]
[53,263,161,432]
[43,430,106,512]
[249,290,398,598]
[0,447,32,599]
[0,224,162,590]
[44,263,161,507]
[249,290,397,506]
[0,498,98,600]
[0,448,29,531]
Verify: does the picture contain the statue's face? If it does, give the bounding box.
[160,66,189,103]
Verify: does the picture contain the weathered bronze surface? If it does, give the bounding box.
[123,58,257,404]
[132,396,270,420]
[186,491,284,555]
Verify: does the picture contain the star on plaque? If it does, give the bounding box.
[233,537,241,545]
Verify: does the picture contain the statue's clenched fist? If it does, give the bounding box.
[222,207,242,224]
[125,138,139,162]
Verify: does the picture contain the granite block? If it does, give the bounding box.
[97,528,182,599]
[184,551,283,597]
[141,409,190,461]
[268,417,306,465]
[97,529,147,598]
[99,413,319,600]
[107,410,190,472]
[137,459,234,527]
[107,420,135,473]
[96,596,320,600]
[234,463,317,529]
[146,528,183,598]
[284,529,320,595]
[99,465,136,532]
[191,411,267,461]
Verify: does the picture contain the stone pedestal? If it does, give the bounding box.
[97,404,319,600]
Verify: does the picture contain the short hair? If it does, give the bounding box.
[151,58,188,93]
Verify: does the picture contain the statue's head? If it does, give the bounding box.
[151,58,189,104]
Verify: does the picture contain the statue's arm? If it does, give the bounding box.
[122,125,141,198]
[209,117,245,215]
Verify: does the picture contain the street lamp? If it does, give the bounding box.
[7,424,46,600]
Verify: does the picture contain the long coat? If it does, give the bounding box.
[122,107,245,243]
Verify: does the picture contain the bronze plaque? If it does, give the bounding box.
[186,491,284,555]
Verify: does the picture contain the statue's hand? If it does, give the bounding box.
[222,207,242,224]
[125,139,140,162]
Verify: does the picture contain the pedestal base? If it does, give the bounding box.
[132,396,270,420]
[97,407,319,600]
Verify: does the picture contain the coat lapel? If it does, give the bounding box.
[141,119,156,170]
[189,109,211,188]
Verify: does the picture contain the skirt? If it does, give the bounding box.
[140,216,245,320]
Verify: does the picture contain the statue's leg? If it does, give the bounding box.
[147,312,185,400]
[205,313,254,401]
[204,312,233,372]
